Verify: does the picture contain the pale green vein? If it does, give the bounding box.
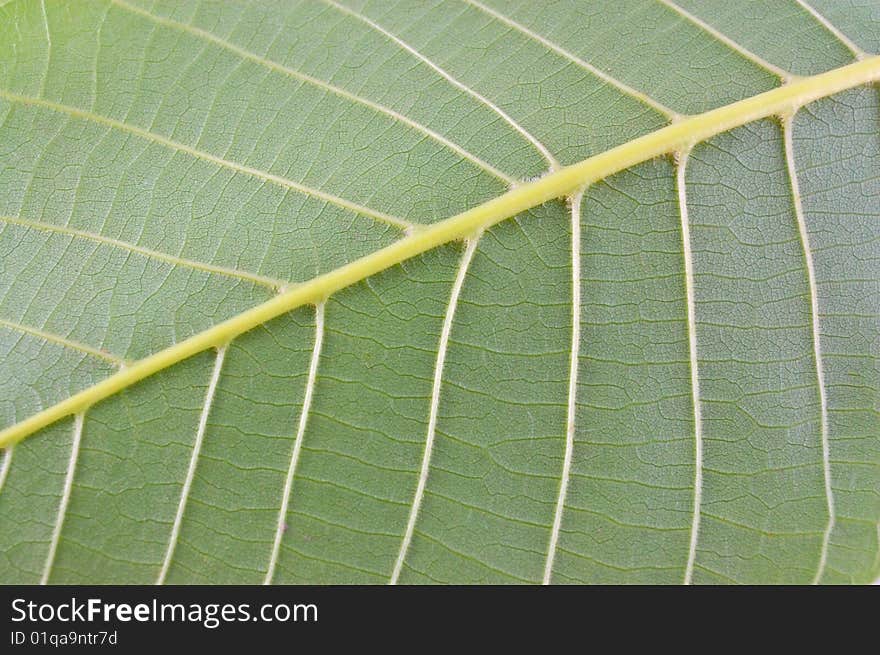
[41,413,84,585]
[0,317,126,365]
[391,235,481,585]
[264,303,325,585]
[543,192,582,585]
[0,215,286,290]
[676,151,703,586]
[793,0,868,59]
[322,0,560,170]
[109,0,514,185]
[0,90,412,231]
[782,115,834,585]
[657,0,792,79]
[875,525,880,581]
[38,0,50,96]
[0,446,12,494]
[156,345,226,585]
[464,0,679,120]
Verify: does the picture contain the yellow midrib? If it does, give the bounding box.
[2,54,879,448]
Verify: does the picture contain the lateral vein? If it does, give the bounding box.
[0,317,126,365]
[0,90,411,231]
[464,0,679,120]
[793,0,867,59]
[783,116,834,585]
[677,152,703,586]
[657,0,791,79]
[0,215,286,290]
[323,0,560,170]
[109,0,514,185]
[543,192,583,585]
[41,413,84,585]
[264,304,325,585]
[0,445,13,495]
[390,236,480,584]
[156,346,226,585]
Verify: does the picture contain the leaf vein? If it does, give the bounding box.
[108,0,514,184]
[323,0,559,170]
[0,90,411,231]
[657,0,790,79]
[40,413,84,585]
[543,192,582,584]
[677,152,703,586]
[464,0,679,120]
[793,0,868,59]
[155,346,226,585]
[0,214,285,290]
[264,303,325,585]
[782,115,835,585]
[0,317,126,366]
[390,236,480,584]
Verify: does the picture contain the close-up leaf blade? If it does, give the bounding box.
[0,0,877,584]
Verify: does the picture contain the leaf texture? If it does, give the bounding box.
[0,0,878,584]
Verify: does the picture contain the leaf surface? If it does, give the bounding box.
[0,0,878,584]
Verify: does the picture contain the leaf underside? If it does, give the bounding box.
[0,0,878,584]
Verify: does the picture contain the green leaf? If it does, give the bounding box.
[0,0,877,584]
